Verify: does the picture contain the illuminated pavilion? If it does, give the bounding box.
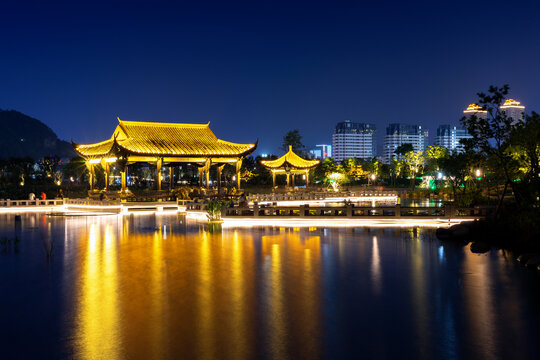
[73,118,257,192]
[260,145,320,188]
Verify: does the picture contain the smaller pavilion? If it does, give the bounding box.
[260,145,320,188]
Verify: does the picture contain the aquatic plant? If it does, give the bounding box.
[206,200,226,221]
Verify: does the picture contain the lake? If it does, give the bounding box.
[1,213,539,359]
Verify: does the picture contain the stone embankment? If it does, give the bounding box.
[436,221,540,271]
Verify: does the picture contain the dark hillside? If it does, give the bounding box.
[0,109,74,160]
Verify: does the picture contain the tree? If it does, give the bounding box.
[507,112,540,207]
[402,150,425,190]
[281,130,305,153]
[424,145,448,174]
[461,85,522,214]
[394,143,414,158]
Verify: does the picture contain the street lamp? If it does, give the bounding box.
[475,169,482,178]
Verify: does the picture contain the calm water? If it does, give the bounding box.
[1,213,540,360]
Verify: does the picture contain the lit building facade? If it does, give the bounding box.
[500,99,525,123]
[434,125,472,153]
[332,120,376,162]
[383,124,428,163]
[309,144,332,159]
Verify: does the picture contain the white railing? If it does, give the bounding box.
[0,199,64,207]
[64,198,121,206]
[247,191,398,203]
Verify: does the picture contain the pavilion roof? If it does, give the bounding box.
[260,145,320,170]
[73,118,257,158]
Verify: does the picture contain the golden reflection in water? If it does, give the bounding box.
[268,239,287,359]
[462,249,496,360]
[196,230,215,360]
[261,232,322,359]
[298,235,322,358]
[149,230,168,359]
[71,218,322,359]
[76,223,121,359]
[229,230,250,360]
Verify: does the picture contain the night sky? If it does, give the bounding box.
[1,0,539,155]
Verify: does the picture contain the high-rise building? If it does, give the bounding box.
[315,144,332,159]
[500,99,525,123]
[332,120,376,162]
[463,103,487,120]
[434,125,472,153]
[383,124,428,163]
[309,144,332,159]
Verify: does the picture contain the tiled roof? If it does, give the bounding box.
[74,119,257,158]
[261,145,320,170]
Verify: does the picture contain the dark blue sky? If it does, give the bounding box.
[1,0,539,155]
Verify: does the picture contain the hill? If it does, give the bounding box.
[0,109,75,160]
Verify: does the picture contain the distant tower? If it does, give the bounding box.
[463,103,487,120]
[383,124,428,164]
[332,120,376,162]
[500,99,525,123]
[434,125,472,153]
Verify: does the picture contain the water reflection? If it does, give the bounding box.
[1,214,540,359]
[76,223,120,359]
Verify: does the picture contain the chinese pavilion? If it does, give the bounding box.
[260,145,320,188]
[73,118,257,192]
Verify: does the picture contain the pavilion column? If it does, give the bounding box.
[217,164,224,194]
[169,166,174,189]
[121,165,127,192]
[102,162,110,191]
[286,172,290,187]
[272,170,276,189]
[305,170,309,187]
[88,163,95,191]
[156,158,162,191]
[236,159,243,190]
[204,159,211,189]
[198,166,204,188]
[292,174,295,187]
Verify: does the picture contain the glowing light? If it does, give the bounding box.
[501,99,525,109]
[464,103,487,114]
[475,169,481,177]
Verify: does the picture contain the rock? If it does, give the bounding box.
[517,253,535,263]
[470,242,490,253]
[450,224,470,238]
[525,255,540,269]
[436,228,451,240]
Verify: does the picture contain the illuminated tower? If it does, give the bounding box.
[463,103,487,120]
[500,99,525,124]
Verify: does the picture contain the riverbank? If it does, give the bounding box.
[436,206,540,270]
